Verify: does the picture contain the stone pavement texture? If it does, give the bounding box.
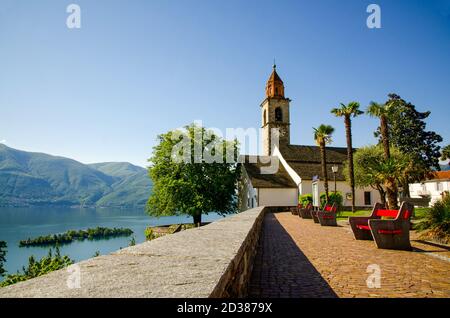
[249,212,450,298]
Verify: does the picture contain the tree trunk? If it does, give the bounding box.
[380,114,398,209]
[376,184,387,207]
[380,115,390,160]
[320,142,329,203]
[345,116,356,213]
[385,177,399,210]
[402,180,411,198]
[193,213,202,227]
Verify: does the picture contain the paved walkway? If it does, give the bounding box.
[248,213,450,298]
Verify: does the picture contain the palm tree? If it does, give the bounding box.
[313,124,335,203]
[367,101,398,209]
[367,102,392,159]
[331,102,363,213]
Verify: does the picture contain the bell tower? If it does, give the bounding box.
[261,64,291,156]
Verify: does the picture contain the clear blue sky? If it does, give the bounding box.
[1,0,449,167]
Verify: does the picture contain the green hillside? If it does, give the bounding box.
[0,144,152,207]
[89,162,152,207]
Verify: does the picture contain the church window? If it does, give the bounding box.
[263,110,267,125]
[275,107,282,122]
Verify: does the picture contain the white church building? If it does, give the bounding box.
[239,65,381,210]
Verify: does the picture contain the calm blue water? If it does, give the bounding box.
[0,207,224,278]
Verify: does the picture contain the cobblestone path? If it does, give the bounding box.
[248,212,450,298]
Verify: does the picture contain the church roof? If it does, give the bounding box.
[281,145,350,181]
[267,68,284,84]
[286,161,346,181]
[265,64,286,98]
[280,144,348,163]
[241,155,297,188]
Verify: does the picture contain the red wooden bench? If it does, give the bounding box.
[310,206,320,223]
[349,202,414,251]
[299,203,313,219]
[317,203,338,226]
[291,204,300,215]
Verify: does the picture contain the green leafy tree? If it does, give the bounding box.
[313,124,335,203]
[147,123,241,226]
[367,101,398,209]
[331,102,364,212]
[380,94,443,196]
[0,241,6,278]
[441,145,450,164]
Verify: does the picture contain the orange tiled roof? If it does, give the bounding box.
[429,170,450,180]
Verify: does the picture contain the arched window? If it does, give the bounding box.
[275,107,283,122]
[263,109,267,125]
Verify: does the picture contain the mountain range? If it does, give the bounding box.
[0,144,152,207]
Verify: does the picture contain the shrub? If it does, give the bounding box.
[0,247,73,287]
[416,195,450,244]
[0,241,6,278]
[320,192,343,210]
[299,194,313,206]
[144,228,156,241]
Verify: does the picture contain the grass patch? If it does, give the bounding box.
[414,208,430,220]
[336,207,430,221]
[337,210,371,220]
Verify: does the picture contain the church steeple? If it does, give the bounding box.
[265,63,285,98]
[261,64,291,156]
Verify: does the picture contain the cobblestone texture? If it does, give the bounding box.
[249,212,450,298]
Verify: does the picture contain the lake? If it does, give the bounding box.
[0,207,224,278]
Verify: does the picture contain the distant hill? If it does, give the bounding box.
[440,164,450,171]
[0,144,152,207]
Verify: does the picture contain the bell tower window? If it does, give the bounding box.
[275,107,282,122]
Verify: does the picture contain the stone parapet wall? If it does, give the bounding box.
[0,207,266,298]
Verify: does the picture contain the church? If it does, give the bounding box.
[239,65,381,210]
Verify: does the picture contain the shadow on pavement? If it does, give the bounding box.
[248,213,338,298]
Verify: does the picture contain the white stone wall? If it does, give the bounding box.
[258,188,298,207]
[239,168,258,211]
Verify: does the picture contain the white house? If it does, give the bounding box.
[239,65,381,210]
[409,171,450,206]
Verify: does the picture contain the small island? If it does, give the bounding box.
[19,227,134,247]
